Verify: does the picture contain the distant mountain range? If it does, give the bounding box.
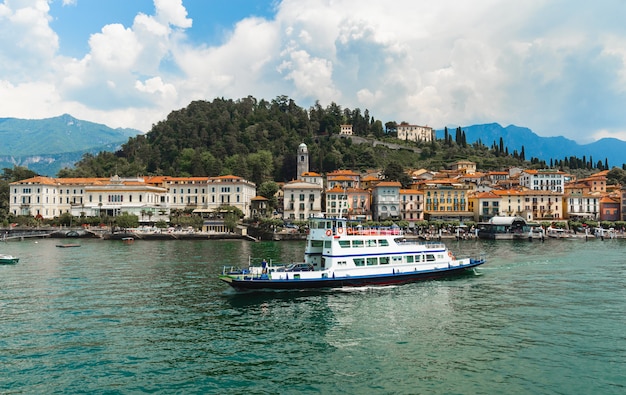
[437,123,626,168]
[0,114,141,176]
[2,115,624,177]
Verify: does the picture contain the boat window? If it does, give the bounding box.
[426,254,436,262]
[354,258,365,266]
[352,240,364,247]
[379,257,389,265]
[378,239,389,246]
[406,255,414,263]
[366,239,377,247]
[367,257,378,265]
[324,241,332,248]
[338,240,351,248]
[311,240,323,247]
[415,255,423,262]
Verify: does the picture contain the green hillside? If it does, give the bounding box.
[56,96,534,184]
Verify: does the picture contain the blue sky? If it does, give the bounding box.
[1,0,626,144]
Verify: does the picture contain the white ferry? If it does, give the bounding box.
[219,217,486,291]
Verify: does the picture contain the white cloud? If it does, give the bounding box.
[1,0,626,144]
[89,24,142,71]
[154,0,191,29]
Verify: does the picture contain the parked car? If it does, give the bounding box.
[284,263,314,272]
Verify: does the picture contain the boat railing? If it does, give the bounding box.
[343,227,403,236]
[395,239,446,249]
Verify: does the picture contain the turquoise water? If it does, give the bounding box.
[1,238,624,394]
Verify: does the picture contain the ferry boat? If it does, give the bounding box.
[219,217,486,291]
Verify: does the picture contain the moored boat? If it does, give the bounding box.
[0,254,19,264]
[56,244,81,248]
[219,217,486,291]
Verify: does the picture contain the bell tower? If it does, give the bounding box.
[297,142,309,179]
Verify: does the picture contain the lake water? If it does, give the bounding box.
[1,237,624,394]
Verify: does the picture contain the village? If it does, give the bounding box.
[6,136,625,237]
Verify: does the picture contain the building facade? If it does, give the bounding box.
[282,180,323,220]
[396,124,434,143]
[371,181,401,221]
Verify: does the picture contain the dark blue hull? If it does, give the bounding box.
[220,259,485,291]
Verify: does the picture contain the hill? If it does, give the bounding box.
[441,123,626,168]
[0,114,141,175]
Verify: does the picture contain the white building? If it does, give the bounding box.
[371,181,402,220]
[10,174,257,221]
[519,169,566,193]
[340,124,353,135]
[397,124,434,143]
[195,175,256,219]
[9,175,169,221]
[282,180,323,220]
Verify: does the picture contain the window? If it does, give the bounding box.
[406,255,414,263]
[366,257,378,265]
[338,240,350,248]
[354,258,365,266]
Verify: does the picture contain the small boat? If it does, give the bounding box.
[0,254,19,264]
[56,244,81,248]
[122,237,134,244]
[219,217,486,291]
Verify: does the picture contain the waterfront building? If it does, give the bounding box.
[622,186,626,221]
[599,196,620,222]
[371,181,401,221]
[250,196,270,219]
[396,124,434,143]
[417,179,473,222]
[564,181,600,220]
[494,188,563,221]
[158,176,209,212]
[197,175,256,219]
[345,187,372,221]
[468,191,501,222]
[10,174,256,221]
[282,180,323,220]
[400,189,423,224]
[9,175,169,222]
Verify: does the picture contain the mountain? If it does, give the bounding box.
[0,114,141,176]
[438,123,626,168]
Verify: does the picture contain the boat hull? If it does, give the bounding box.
[220,259,485,291]
[0,257,19,265]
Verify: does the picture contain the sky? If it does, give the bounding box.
[1,0,626,144]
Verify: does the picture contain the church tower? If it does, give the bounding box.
[297,142,309,179]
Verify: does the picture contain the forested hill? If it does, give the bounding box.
[58,95,617,186]
[59,96,399,185]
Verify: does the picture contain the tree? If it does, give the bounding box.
[258,181,279,210]
[383,161,412,188]
[115,212,139,230]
